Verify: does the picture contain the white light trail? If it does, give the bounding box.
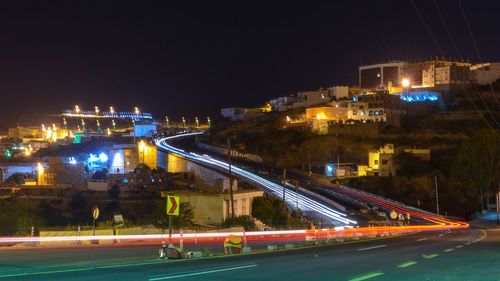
[155,132,357,226]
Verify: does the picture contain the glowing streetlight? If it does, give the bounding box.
[195,117,199,127]
[286,116,291,122]
[134,107,140,115]
[110,106,115,114]
[402,78,410,88]
[112,119,116,129]
[63,118,67,129]
[75,105,80,114]
[94,106,99,115]
[207,116,211,126]
[106,128,111,137]
[165,116,170,126]
[96,120,101,131]
[182,117,186,127]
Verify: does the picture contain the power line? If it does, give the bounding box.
[411,0,499,136]
[458,0,500,107]
[410,0,444,57]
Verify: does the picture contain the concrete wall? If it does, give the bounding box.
[187,161,237,192]
[173,190,264,225]
[167,154,188,173]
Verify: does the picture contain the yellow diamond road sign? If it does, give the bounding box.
[166,195,180,216]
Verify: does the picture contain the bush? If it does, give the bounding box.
[0,199,45,235]
[221,215,256,231]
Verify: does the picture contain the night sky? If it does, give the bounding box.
[1,0,499,128]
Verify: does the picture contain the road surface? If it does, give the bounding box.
[0,228,497,281]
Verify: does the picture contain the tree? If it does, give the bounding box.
[108,184,120,199]
[252,197,290,228]
[452,129,500,210]
[395,152,430,177]
[69,194,90,224]
[151,201,195,229]
[5,173,25,185]
[91,168,108,180]
[0,200,45,235]
[222,215,256,231]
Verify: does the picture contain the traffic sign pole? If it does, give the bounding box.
[168,215,173,245]
[92,206,99,237]
[165,195,180,246]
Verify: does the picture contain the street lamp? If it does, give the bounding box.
[207,116,211,126]
[134,107,140,115]
[112,119,116,129]
[195,117,199,127]
[94,106,99,115]
[106,128,111,137]
[165,116,170,126]
[110,106,115,114]
[402,78,410,88]
[75,105,80,114]
[182,117,186,128]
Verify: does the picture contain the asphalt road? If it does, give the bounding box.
[1,228,498,281]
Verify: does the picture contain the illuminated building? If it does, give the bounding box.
[40,158,85,187]
[8,127,44,139]
[470,62,500,85]
[306,104,348,133]
[367,144,395,177]
[359,61,407,89]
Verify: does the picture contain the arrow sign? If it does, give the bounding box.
[166,195,180,216]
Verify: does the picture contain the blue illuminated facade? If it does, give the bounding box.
[397,91,440,103]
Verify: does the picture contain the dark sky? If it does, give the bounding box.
[1,0,499,128]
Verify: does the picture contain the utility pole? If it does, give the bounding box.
[227,138,235,219]
[308,151,312,176]
[434,175,440,215]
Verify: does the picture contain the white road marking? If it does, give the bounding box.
[417,238,428,242]
[148,264,258,280]
[357,244,387,251]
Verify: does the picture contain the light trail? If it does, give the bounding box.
[0,132,468,247]
[155,132,468,230]
[155,132,357,226]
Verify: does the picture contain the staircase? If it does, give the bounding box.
[253,218,270,231]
